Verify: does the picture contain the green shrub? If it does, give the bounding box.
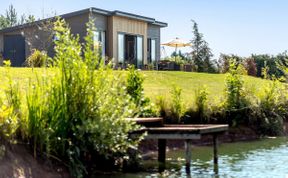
[0,63,22,141]
[17,19,143,177]
[126,65,157,117]
[156,95,167,118]
[170,85,184,123]
[25,49,48,67]
[225,60,249,110]
[195,86,209,123]
[224,60,251,126]
[250,77,286,135]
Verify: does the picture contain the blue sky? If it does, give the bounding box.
[1,0,288,58]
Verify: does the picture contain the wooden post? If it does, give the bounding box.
[158,139,166,165]
[213,134,218,165]
[185,139,192,173]
[158,139,166,172]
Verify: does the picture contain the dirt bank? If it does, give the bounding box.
[0,143,70,178]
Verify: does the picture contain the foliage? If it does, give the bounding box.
[170,85,184,123]
[253,54,286,78]
[225,60,248,110]
[244,57,257,76]
[26,15,36,23]
[250,78,286,136]
[5,5,18,27]
[0,19,144,177]
[276,51,288,79]
[127,65,145,105]
[194,86,209,122]
[217,54,244,73]
[218,52,287,78]
[171,50,188,62]
[25,49,48,67]
[165,56,187,65]
[156,95,168,118]
[0,62,22,141]
[0,15,9,29]
[223,60,251,126]
[126,65,157,117]
[0,4,32,29]
[190,20,214,73]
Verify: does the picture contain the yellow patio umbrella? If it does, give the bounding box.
[162,37,192,54]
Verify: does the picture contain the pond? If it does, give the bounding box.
[97,137,288,178]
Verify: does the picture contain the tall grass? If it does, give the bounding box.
[1,19,143,177]
[194,86,209,123]
[170,85,184,123]
[0,61,22,141]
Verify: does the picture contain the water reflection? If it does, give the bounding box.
[97,137,288,178]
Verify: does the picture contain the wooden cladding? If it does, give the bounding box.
[107,16,148,64]
[112,16,147,35]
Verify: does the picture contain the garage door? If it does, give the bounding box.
[3,35,26,67]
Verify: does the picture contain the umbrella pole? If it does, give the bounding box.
[175,45,178,61]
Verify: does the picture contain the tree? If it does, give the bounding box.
[0,5,38,30]
[218,54,244,73]
[0,15,9,29]
[26,15,36,23]
[5,5,18,27]
[190,20,214,72]
[244,57,257,76]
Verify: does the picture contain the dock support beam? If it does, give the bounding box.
[158,139,166,171]
[185,139,192,173]
[213,134,218,165]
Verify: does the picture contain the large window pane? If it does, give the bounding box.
[93,31,100,48]
[136,36,143,68]
[118,34,124,63]
[151,39,156,63]
[101,31,105,57]
[93,31,105,57]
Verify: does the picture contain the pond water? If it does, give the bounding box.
[98,137,288,178]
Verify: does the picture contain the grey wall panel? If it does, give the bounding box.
[1,27,53,60]
[91,13,107,31]
[147,24,161,61]
[147,24,160,38]
[66,13,89,43]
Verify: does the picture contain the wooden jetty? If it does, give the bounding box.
[130,118,228,171]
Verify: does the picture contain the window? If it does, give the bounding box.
[151,39,156,63]
[147,38,156,64]
[93,31,105,57]
[136,36,143,68]
[118,33,124,63]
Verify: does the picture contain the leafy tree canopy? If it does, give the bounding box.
[190,20,215,73]
[0,4,37,29]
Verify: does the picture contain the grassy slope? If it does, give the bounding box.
[142,71,269,105]
[0,68,269,105]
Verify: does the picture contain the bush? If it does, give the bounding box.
[0,63,22,141]
[224,60,250,126]
[126,65,157,117]
[2,19,144,177]
[195,86,209,123]
[250,78,286,135]
[156,95,167,118]
[225,60,248,110]
[25,49,48,67]
[170,85,184,123]
[244,57,257,76]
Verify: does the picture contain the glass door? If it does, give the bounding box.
[136,36,143,69]
[118,33,125,65]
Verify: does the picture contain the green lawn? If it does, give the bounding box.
[142,71,269,105]
[0,67,270,106]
